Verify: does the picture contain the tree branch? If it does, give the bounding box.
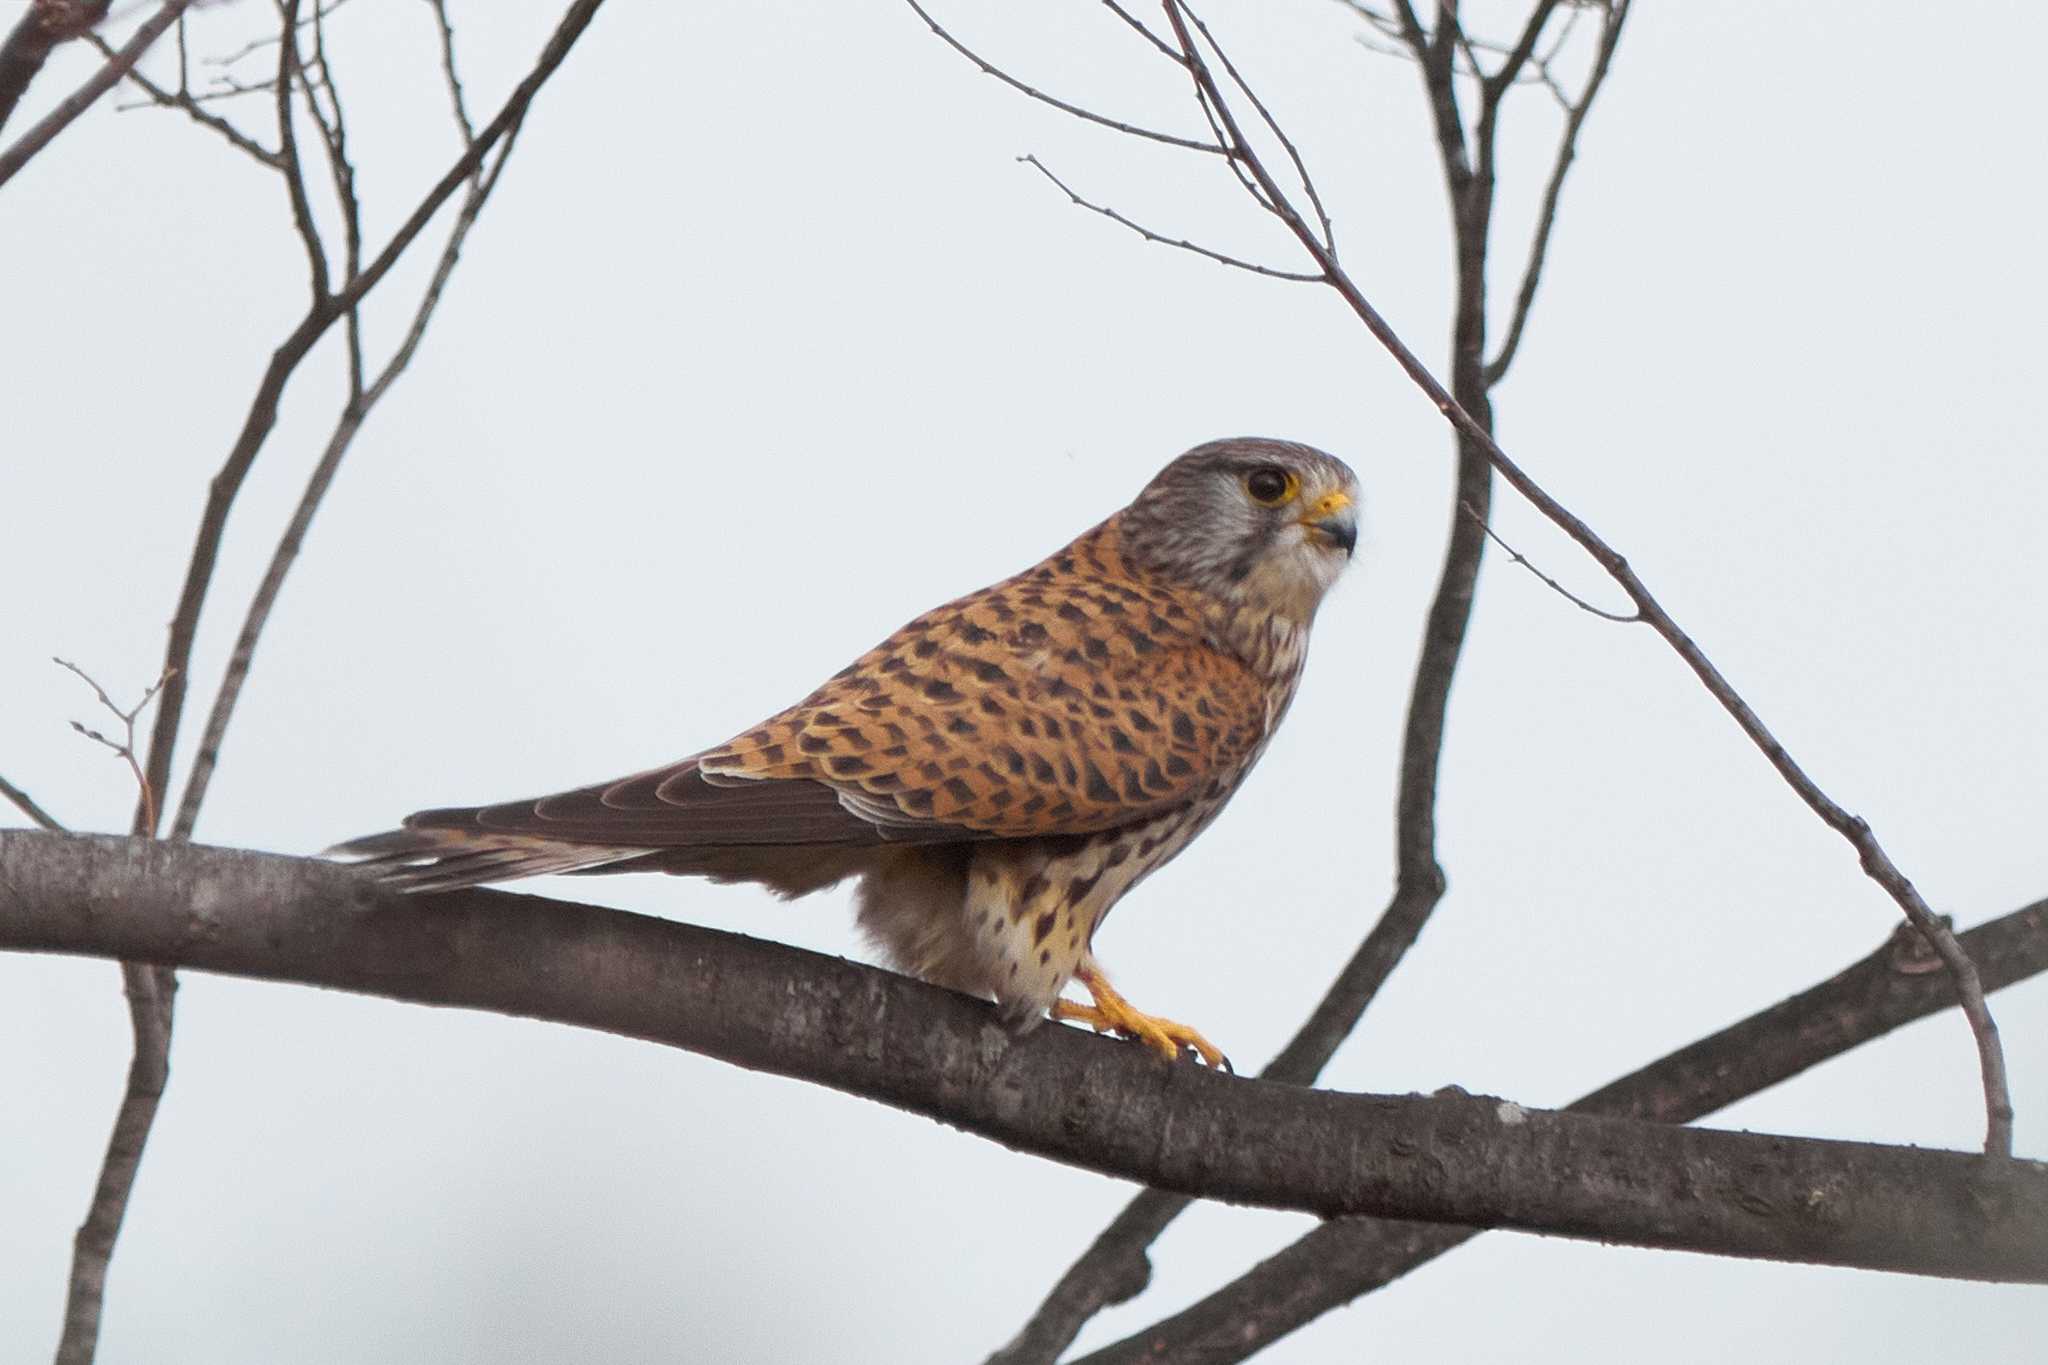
[82,27,282,166]
[54,962,175,1365]
[1484,0,1629,384]
[1,831,2044,1284]
[1018,154,1322,281]
[1074,902,2048,1364]
[901,0,1222,155]
[0,773,66,831]
[0,0,112,134]
[0,0,195,188]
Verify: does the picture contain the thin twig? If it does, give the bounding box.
[0,773,66,831]
[1019,154,1321,281]
[82,29,281,164]
[426,0,473,138]
[53,658,171,834]
[291,0,365,394]
[1462,500,1638,622]
[1485,0,1626,382]
[1098,0,1181,61]
[203,0,355,69]
[1174,1,1333,250]
[272,0,330,302]
[901,0,1224,155]
[0,0,197,188]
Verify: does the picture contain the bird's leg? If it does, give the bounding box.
[1053,961,1231,1071]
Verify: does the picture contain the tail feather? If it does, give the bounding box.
[328,826,648,893]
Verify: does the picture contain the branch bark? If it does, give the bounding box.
[0,0,194,187]
[3,831,2044,1284]
[54,963,173,1365]
[1073,901,2048,1363]
[0,0,114,136]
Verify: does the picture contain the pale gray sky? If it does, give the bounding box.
[2,1,2043,1361]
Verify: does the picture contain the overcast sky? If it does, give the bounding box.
[3,1,2044,1361]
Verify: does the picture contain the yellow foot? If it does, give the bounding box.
[1052,965,1231,1071]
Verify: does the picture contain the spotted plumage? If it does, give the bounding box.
[333,438,1362,1064]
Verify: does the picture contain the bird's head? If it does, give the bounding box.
[1120,437,1361,623]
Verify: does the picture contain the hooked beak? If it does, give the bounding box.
[1300,490,1358,557]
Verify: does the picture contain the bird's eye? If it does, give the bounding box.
[1244,466,1298,506]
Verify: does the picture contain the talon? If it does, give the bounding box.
[1052,964,1229,1069]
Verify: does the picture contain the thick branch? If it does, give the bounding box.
[1075,902,2048,1363]
[2,831,2043,1282]
[0,0,113,135]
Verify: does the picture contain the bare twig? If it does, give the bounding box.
[0,0,197,188]
[1020,154,1321,281]
[1463,500,1638,622]
[53,659,171,835]
[1171,2,1334,251]
[1098,0,1180,61]
[1485,0,1627,382]
[203,0,356,70]
[272,0,331,302]
[0,773,66,831]
[83,29,281,164]
[901,0,1224,155]
[426,0,473,138]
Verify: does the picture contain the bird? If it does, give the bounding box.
[333,437,1361,1068]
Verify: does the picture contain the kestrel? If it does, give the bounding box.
[335,438,1360,1066]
